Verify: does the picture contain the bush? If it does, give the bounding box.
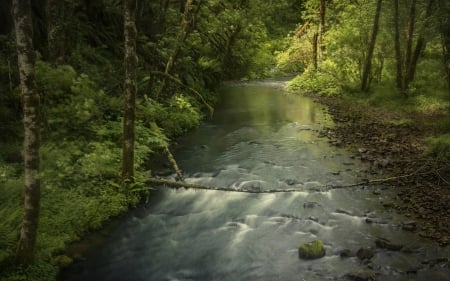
[287,68,342,96]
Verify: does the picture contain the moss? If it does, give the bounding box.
[298,240,326,260]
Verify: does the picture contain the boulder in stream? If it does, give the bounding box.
[298,240,326,260]
[345,270,377,281]
[375,238,403,251]
[356,247,375,260]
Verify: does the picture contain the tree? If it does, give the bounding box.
[393,0,403,90]
[122,0,137,181]
[46,0,65,64]
[402,0,417,94]
[361,0,382,92]
[12,0,41,265]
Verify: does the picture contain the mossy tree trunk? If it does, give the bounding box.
[402,0,417,95]
[318,0,326,59]
[393,0,403,90]
[155,0,202,99]
[122,0,137,181]
[361,0,382,92]
[12,0,41,266]
[408,0,435,83]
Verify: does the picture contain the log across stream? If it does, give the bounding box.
[61,80,450,281]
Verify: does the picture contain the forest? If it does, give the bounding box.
[0,0,449,280]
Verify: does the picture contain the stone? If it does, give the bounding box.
[402,221,417,231]
[356,247,375,260]
[303,201,320,209]
[345,270,377,281]
[375,238,403,251]
[339,249,353,258]
[298,240,326,260]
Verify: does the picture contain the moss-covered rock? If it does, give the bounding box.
[298,240,326,260]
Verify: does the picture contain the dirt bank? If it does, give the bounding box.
[314,95,450,246]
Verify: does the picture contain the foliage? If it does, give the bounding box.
[287,67,342,96]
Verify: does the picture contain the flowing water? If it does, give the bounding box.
[62,81,450,281]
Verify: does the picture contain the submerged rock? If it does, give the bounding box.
[356,247,375,260]
[345,270,377,281]
[339,249,353,258]
[298,240,326,260]
[375,238,403,251]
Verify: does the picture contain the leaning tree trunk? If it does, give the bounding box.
[361,0,382,92]
[394,0,403,90]
[403,0,417,94]
[122,0,137,181]
[13,0,41,266]
[155,0,202,99]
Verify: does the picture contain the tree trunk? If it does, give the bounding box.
[312,32,318,70]
[408,0,435,83]
[46,0,65,64]
[361,0,382,92]
[13,0,41,266]
[394,0,403,90]
[318,0,326,58]
[403,0,417,94]
[438,1,450,91]
[122,0,137,181]
[155,0,202,99]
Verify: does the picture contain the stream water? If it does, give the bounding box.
[62,80,450,281]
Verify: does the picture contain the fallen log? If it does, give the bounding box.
[145,168,432,194]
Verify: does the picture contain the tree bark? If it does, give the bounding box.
[12,0,41,266]
[312,32,318,70]
[361,0,382,92]
[122,0,137,181]
[46,0,65,64]
[403,0,417,94]
[318,0,326,58]
[408,0,435,83]
[437,1,450,91]
[394,0,403,90]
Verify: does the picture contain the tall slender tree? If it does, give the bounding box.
[318,0,326,58]
[361,0,382,92]
[403,0,417,94]
[122,0,137,181]
[393,0,403,90]
[12,0,41,265]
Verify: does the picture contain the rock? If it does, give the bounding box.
[298,240,326,260]
[335,208,353,215]
[402,221,417,231]
[356,247,375,260]
[345,270,377,281]
[339,249,353,258]
[307,216,319,222]
[303,201,320,209]
[375,238,403,251]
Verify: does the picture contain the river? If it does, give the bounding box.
[61,80,450,281]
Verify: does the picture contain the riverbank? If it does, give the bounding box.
[311,94,450,246]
